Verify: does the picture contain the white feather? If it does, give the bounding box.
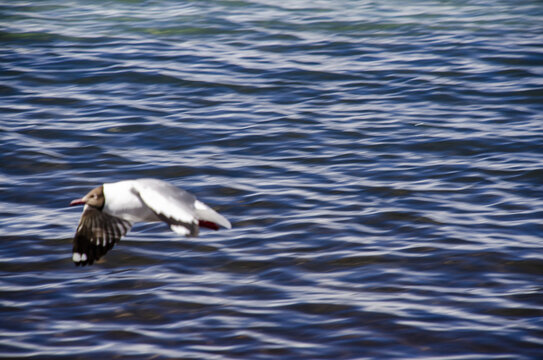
[133,179,195,224]
[170,225,190,235]
[103,180,158,223]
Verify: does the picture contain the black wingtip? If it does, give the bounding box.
[72,237,111,266]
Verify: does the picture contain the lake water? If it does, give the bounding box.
[1,0,542,359]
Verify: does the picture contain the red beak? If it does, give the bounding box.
[70,198,86,206]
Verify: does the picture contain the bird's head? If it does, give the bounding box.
[70,185,105,209]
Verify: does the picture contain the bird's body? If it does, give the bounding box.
[102,180,159,223]
[69,178,231,266]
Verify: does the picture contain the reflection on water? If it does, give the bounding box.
[1,0,542,359]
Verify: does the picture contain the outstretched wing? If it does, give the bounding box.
[72,206,132,266]
[133,179,231,237]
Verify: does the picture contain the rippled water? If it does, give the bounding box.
[1,0,543,358]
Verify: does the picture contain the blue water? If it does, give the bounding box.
[1,0,543,358]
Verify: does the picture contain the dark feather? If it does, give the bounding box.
[72,207,132,266]
[199,220,219,231]
[152,211,199,237]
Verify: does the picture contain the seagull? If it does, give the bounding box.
[69,178,231,266]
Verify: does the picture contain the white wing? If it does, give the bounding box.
[133,179,230,236]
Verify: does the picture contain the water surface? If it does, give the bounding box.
[1,0,542,359]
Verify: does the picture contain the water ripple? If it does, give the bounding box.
[1,0,543,359]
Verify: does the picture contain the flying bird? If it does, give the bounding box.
[69,178,231,266]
